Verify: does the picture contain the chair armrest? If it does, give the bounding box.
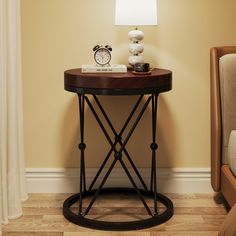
[210,47,222,191]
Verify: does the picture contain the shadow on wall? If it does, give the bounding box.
[61,94,176,171]
[156,95,177,168]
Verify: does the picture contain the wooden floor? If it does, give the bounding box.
[2,193,228,236]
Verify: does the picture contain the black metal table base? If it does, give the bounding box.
[63,94,174,230]
[63,187,173,231]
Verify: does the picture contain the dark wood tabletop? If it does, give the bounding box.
[64,68,172,95]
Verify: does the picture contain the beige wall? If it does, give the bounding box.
[21,0,236,168]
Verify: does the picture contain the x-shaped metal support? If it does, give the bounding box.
[77,94,159,217]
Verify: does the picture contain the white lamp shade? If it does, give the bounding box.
[115,0,157,26]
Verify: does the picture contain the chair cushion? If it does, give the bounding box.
[228,130,236,176]
[219,54,236,163]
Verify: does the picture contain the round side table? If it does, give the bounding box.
[63,68,173,231]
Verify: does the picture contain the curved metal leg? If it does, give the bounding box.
[78,94,86,215]
[150,94,158,214]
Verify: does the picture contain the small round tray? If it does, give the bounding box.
[132,71,152,75]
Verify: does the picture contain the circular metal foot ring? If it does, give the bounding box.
[63,187,173,231]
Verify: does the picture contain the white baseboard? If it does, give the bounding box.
[26,167,212,193]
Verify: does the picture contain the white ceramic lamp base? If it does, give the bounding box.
[128,55,144,65]
[128,29,145,66]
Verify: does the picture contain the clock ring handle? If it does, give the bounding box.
[105,45,112,51]
[93,45,100,51]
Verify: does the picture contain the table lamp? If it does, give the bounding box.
[115,0,157,66]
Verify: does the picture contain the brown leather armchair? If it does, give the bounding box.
[210,46,236,207]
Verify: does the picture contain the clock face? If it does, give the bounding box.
[94,48,111,66]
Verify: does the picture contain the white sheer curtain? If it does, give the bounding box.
[0,0,28,234]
